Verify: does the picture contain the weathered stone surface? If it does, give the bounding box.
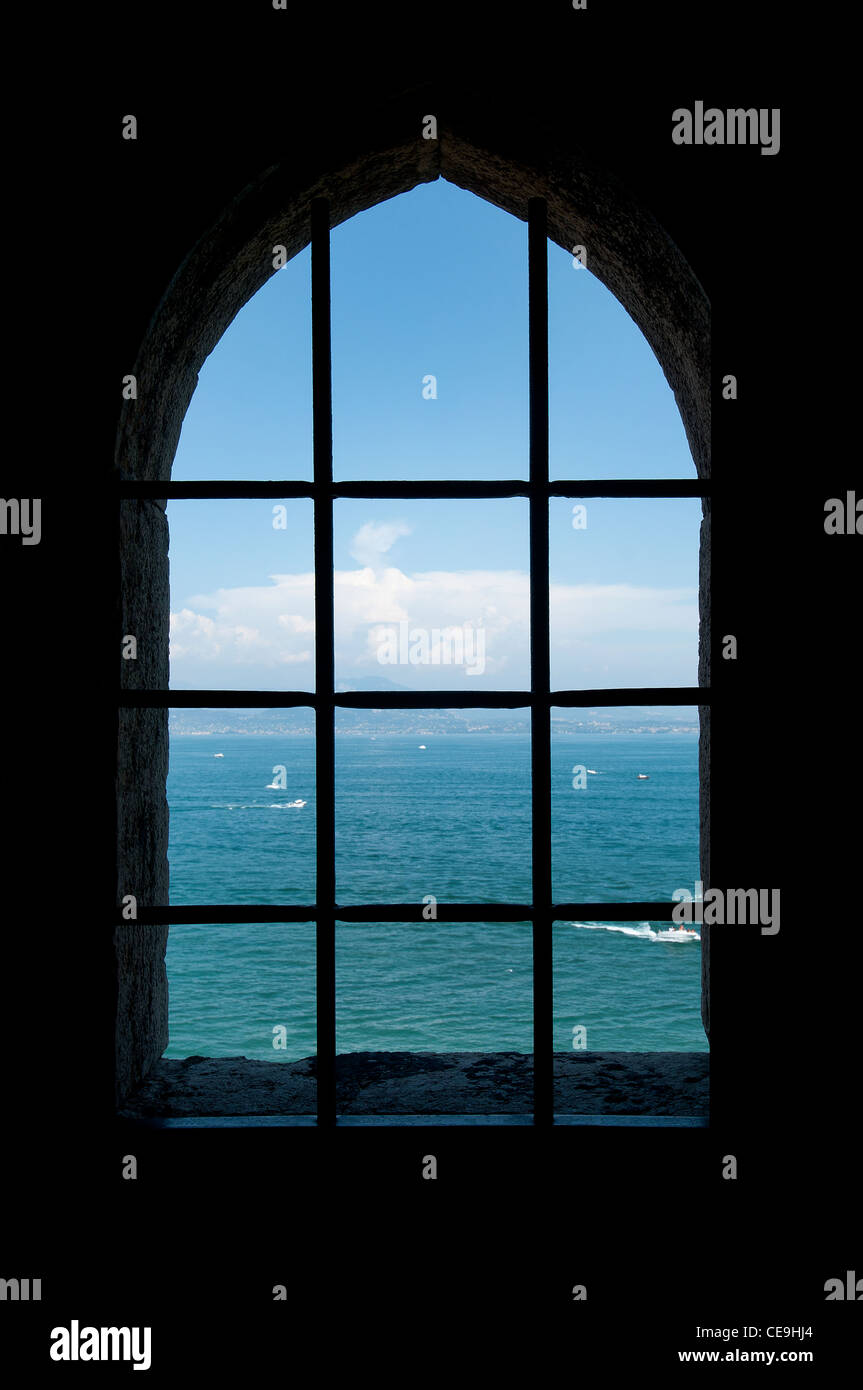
[115,500,170,1104]
[120,1051,709,1118]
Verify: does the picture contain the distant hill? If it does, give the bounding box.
[168,681,700,736]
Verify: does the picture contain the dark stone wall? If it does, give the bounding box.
[116,501,170,1102]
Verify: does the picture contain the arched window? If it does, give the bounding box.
[116,139,710,1124]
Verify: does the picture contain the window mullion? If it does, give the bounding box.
[312,197,336,1127]
[529,198,553,1127]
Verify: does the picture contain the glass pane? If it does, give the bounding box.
[165,922,316,1061]
[168,498,314,691]
[552,918,708,1116]
[549,496,700,691]
[333,497,530,692]
[332,180,528,481]
[553,919,706,1052]
[168,725,315,905]
[171,247,312,481]
[335,716,531,903]
[336,920,533,1114]
[552,705,700,902]
[548,240,695,480]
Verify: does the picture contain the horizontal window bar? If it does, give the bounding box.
[118,903,683,925]
[554,902,683,922]
[121,687,709,708]
[117,478,710,500]
[550,688,708,707]
[552,1114,708,1128]
[338,481,529,498]
[335,690,532,709]
[126,1114,707,1129]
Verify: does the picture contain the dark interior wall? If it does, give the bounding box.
[6,1,846,1148]
[3,7,858,1345]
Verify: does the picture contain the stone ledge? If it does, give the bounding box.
[119,1051,709,1118]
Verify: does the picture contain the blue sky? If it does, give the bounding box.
[167,179,700,691]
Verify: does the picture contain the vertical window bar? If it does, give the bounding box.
[528,198,553,1126]
[311,198,336,1126]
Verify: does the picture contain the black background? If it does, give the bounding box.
[2,1,857,1374]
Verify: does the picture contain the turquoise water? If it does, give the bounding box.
[165,732,707,1058]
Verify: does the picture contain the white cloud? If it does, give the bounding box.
[550,582,696,637]
[348,519,413,569]
[170,560,696,689]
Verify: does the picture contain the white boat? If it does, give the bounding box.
[636,773,649,779]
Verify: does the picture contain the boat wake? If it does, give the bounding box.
[571,921,700,943]
[210,800,307,810]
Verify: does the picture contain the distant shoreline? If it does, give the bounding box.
[170,726,699,737]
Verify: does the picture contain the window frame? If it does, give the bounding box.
[118,195,710,1126]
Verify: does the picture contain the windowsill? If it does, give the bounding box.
[118,1050,708,1120]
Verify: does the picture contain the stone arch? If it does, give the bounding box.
[117,119,709,485]
[115,105,711,1104]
